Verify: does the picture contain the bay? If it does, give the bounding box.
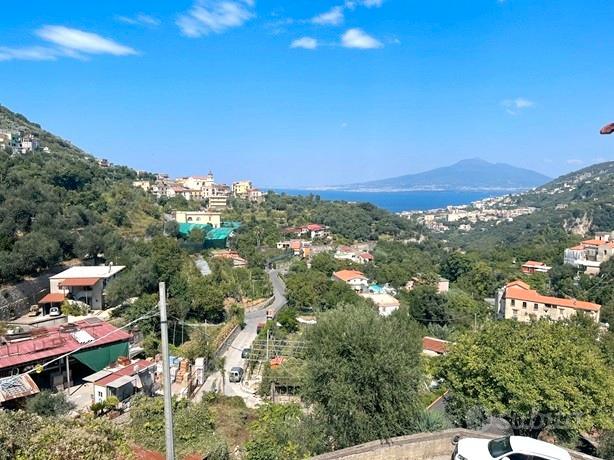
[275,189,510,213]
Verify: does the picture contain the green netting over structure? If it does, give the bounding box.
[204,227,235,249]
[178,223,212,237]
[73,342,129,371]
[222,221,241,229]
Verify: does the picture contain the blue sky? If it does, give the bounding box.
[1,0,612,187]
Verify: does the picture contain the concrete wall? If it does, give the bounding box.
[309,429,602,460]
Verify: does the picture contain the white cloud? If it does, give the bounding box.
[312,6,344,26]
[177,0,254,37]
[345,0,383,8]
[361,0,384,7]
[36,25,137,55]
[341,28,382,49]
[116,13,161,27]
[501,97,534,115]
[566,159,584,165]
[290,37,318,49]
[0,46,59,61]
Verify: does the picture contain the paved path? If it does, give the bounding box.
[195,269,286,406]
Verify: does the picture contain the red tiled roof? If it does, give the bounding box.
[290,240,302,250]
[38,293,66,304]
[95,359,155,387]
[359,252,374,260]
[569,245,586,251]
[333,270,367,282]
[0,319,131,370]
[505,283,600,312]
[306,224,324,231]
[422,337,450,354]
[506,280,531,290]
[59,277,100,287]
[581,239,606,246]
[522,261,546,267]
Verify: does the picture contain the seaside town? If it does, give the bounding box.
[1,1,614,457]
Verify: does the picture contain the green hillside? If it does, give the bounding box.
[447,161,614,252]
[0,105,161,283]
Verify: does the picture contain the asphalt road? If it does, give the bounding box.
[197,269,286,406]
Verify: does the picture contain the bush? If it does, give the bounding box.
[26,390,74,417]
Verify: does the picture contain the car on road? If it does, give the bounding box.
[49,306,61,317]
[452,436,571,460]
[241,348,251,359]
[229,367,244,383]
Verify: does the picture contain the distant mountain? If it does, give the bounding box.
[334,158,550,192]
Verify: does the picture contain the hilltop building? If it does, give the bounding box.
[564,232,614,275]
[497,280,600,323]
[43,264,126,311]
[232,180,252,196]
[174,210,221,228]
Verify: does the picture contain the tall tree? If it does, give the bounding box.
[438,319,614,438]
[302,303,423,449]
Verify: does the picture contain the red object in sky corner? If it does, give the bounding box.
[600,122,614,135]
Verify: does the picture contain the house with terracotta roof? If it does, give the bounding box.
[47,264,126,311]
[563,232,614,275]
[521,260,552,274]
[332,270,369,292]
[497,280,600,323]
[422,337,452,356]
[334,246,374,264]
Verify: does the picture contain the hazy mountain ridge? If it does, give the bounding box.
[333,158,551,192]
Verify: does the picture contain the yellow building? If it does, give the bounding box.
[232,180,252,196]
[174,210,221,228]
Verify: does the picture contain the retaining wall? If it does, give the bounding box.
[310,429,601,460]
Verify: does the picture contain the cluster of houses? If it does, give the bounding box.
[334,245,374,264]
[0,262,206,410]
[0,129,45,154]
[402,195,537,234]
[133,171,264,208]
[563,231,614,275]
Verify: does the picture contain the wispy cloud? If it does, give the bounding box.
[345,0,384,8]
[341,28,383,49]
[36,25,137,56]
[566,159,584,165]
[0,26,137,62]
[501,97,534,115]
[312,6,344,25]
[177,0,255,37]
[116,13,161,27]
[290,37,318,49]
[0,46,59,62]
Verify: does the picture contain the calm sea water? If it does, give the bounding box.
[275,189,508,213]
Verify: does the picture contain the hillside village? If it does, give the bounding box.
[0,107,612,459]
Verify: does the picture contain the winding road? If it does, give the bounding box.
[196,269,286,406]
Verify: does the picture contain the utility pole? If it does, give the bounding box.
[159,282,176,460]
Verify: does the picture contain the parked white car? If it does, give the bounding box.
[452,436,571,460]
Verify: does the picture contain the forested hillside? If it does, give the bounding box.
[0,105,161,283]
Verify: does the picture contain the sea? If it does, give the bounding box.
[275,189,509,213]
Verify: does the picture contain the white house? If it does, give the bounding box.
[360,292,400,316]
[84,359,156,404]
[332,270,369,292]
[48,265,126,310]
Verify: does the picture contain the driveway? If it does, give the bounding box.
[195,269,286,406]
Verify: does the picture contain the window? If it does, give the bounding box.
[512,309,518,318]
[522,301,527,309]
[511,299,515,306]
[97,390,103,399]
[534,303,539,310]
[488,437,513,458]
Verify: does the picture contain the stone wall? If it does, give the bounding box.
[0,265,67,321]
[310,429,601,460]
